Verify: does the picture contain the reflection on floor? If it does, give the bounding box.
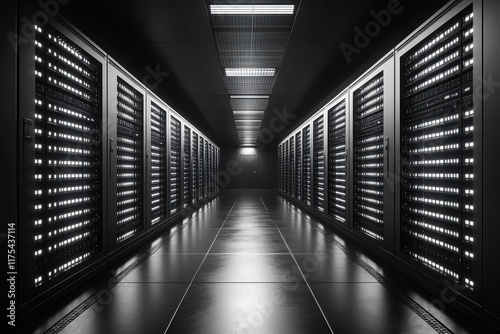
[25,190,481,334]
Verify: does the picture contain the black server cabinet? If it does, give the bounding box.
[147,96,168,226]
[19,21,106,308]
[290,138,296,197]
[313,115,325,212]
[396,0,481,303]
[302,125,312,205]
[199,137,205,199]
[284,140,289,195]
[204,140,209,197]
[108,62,146,246]
[170,116,181,214]
[278,144,283,192]
[328,94,348,225]
[209,143,214,194]
[183,124,191,208]
[349,55,395,249]
[217,147,221,191]
[295,132,302,200]
[192,132,199,203]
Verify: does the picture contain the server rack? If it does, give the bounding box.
[313,115,325,212]
[209,143,214,194]
[192,132,199,203]
[216,147,221,191]
[278,144,283,191]
[396,0,481,301]
[204,139,209,197]
[108,62,146,246]
[328,95,348,224]
[148,97,168,226]
[290,138,295,197]
[302,125,312,205]
[183,125,191,208]
[19,21,107,306]
[350,56,395,246]
[199,137,205,199]
[295,132,302,200]
[169,116,181,214]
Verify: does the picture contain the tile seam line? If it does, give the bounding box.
[259,196,335,334]
[163,199,237,334]
[281,197,454,334]
[42,208,213,334]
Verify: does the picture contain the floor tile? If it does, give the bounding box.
[194,254,302,283]
[58,283,189,334]
[310,283,435,334]
[210,229,289,253]
[166,283,331,334]
[293,253,377,283]
[122,253,205,283]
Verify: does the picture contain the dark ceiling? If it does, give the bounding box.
[52,0,450,149]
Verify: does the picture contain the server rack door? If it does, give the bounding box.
[290,138,296,197]
[302,125,312,205]
[349,55,395,250]
[208,143,213,194]
[147,95,168,227]
[182,124,191,208]
[18,21,107,307]
[278,144,283,191]
[295,132,302,200]
[395,0,481,303]
[192,132,199,203]
[204,140,209,197]
[217,147,221,192]
[199,137,204,200]
[107,62,146,247]
[327,94,349,225]
[169,116,181,214]
[313,115,326,212]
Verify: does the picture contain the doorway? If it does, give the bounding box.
[240,154,257,188]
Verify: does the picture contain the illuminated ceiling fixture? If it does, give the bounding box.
[210,5,294,15]
[233,110,265,116]
[230,95,269,99]
[225,68,275,77]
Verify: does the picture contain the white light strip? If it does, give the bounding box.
[235,120,262,124]
[230,95,269,99]
[233,110,265,115]
[210,5,294,15]
[225,68,275,77]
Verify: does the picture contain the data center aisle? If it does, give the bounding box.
[28,190,479,334]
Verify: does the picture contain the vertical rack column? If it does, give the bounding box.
[169,116,181,214]
[328,99,347,223]
[313,115,325,212]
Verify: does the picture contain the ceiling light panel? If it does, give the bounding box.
[210,5,294,15]
[230,95,269,99]
[225,68,275,77]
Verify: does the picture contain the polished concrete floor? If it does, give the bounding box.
[25,190,482,334]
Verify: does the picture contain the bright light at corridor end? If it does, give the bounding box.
[225,68,275,77]
[210,5,294,15]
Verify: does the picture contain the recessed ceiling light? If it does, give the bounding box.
[233,110,265,116]
[230,95,269,99]
[210,5,294,15]
[225,68,275,77]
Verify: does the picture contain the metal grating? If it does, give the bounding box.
[230,98,269,110]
